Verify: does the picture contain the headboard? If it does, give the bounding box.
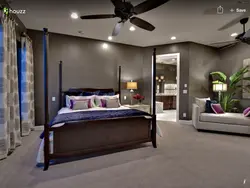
[58,61,122,109]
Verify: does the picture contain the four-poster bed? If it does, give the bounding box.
[42,28,157,171]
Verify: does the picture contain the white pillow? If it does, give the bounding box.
[95,94,121,107]
[65,95,96,108]
[195,97,210,113]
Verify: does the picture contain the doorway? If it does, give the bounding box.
[153,53,180,122]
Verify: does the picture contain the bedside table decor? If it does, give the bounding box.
[133,94,145,104]
[127,80,138,105]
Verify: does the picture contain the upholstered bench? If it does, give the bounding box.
[156,101,163,113]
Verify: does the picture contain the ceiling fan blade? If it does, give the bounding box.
[130,17,155,31]
[218,13,250,31]
[133,0,170,15]
[80,14,116,19]
[112,22,123,36]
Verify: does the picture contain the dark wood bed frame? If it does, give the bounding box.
[43,28,157,171]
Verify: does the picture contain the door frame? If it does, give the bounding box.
[151,53,180,122]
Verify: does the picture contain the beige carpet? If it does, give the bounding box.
[1,121,250,188]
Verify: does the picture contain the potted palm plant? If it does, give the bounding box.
[210,66,250,112]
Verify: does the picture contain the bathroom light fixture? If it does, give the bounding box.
[231,33,238,37]
[102,43,108,49]
[160,76,164,80]
[130,26,136,31]
[171,36,176,40]
[108,36,113,41]
[71,12,79,19]
[156,76,159,80]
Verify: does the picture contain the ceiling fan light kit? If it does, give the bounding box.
[80,0,170,36]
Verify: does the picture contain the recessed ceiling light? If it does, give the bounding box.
[172,58,175,61]
[71,12,79,19]
[108,36,113,41]
[171,36,176,40]
[231,33,238,37]
[130,26,136,31]
[102,43,108,49]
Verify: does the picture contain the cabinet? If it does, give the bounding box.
[156,95,176,110]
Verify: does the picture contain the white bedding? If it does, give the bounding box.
[36,106,162,164]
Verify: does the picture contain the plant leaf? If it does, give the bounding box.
[229,66,249,87]
[210,72,227,82]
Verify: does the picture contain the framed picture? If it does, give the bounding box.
[243,58,250,99]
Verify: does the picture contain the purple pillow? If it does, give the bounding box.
[211,103,224,114]
[100,99,107,107]
[243,107,250,117]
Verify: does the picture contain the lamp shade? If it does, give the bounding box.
[213,83,227,92]
[127,81,138,90]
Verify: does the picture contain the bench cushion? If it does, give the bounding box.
[200,113,250,126]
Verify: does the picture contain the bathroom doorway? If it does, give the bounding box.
[153,53,180,122]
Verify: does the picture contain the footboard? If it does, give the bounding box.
[49,116,152,158]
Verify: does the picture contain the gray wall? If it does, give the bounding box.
[188,43,220,117]
[219,42,250,110]
[29,28,222,124]
[28,29,144,125]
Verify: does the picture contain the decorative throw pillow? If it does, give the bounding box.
[195,97,210,113]
[243,107,250,117]
[211,103,224,114]
[106,98,120,108]
[100,99,107,107]
[95,94,120,107]
[67,95,95,108]
[205,100,217,113]
[71,99,91,110]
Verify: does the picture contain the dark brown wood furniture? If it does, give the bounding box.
[42,28,157,171]
[156,95,176,110]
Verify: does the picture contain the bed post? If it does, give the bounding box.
[118,66,121,101]
[43,28,50,171]
[152,48,157,148]
[59,61,62,110]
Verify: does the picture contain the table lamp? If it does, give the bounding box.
[127,80,138,105]
[213,83,227,103]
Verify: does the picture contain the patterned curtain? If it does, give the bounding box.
[20,37,35,136]
[0,17,21,160]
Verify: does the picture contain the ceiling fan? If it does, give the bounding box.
[80,0,170,36]
[221,16,250,45]
[211,17,250,49]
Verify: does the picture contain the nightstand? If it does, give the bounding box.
[124,104,151,114]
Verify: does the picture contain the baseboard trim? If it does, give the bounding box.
[178,120,192,125]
